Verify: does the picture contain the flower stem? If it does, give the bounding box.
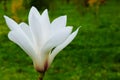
[38,72,45,80]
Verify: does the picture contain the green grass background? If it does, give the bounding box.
[0,0,120,80]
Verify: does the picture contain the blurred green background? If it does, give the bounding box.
[0,0,120,80]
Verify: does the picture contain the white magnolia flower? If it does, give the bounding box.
[4,7,79,73]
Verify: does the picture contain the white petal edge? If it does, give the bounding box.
[41,9,50,24]
[49,28,79,65]
[29,6,41,20]
[29,11,43,50]
[19,22,33,43]
[41,27,72,54]
[29,7,50,48]
[4,15,19,30]
[40,27,73,64]
[51,26,73,36]
[8,30,36,60]
[40,9,51,40]
[51,16,67,29]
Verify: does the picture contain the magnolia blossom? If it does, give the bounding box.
[4,7,79,73]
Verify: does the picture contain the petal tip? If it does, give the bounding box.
[75,28,79,33]
[4,15,9,20]
[61,15,67,20]
[3,15,7,18]
[44,9,48,12]
[29,6,39,15]
[79,26,82,28]
[42,9,48,15]
[76,26,81,32]
[31,6,37,10]
[63,15,67,18]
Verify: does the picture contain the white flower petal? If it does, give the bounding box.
[29,6,41,19]
[19,22,33,42]
[41,27,72,62]
[19,22,28,26]
[40,9,51,40]
[66,26,73,33]
[8,29,36,60]
[4,6,80,72]
[41,9,50,26]
[29,7,51,47]
[51,26,73,36]
[51,16,67,29]
[49,28,79,64]
[4,15,19,30]
[29,8,43,48]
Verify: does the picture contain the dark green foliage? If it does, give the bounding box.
[23,0,54,10]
